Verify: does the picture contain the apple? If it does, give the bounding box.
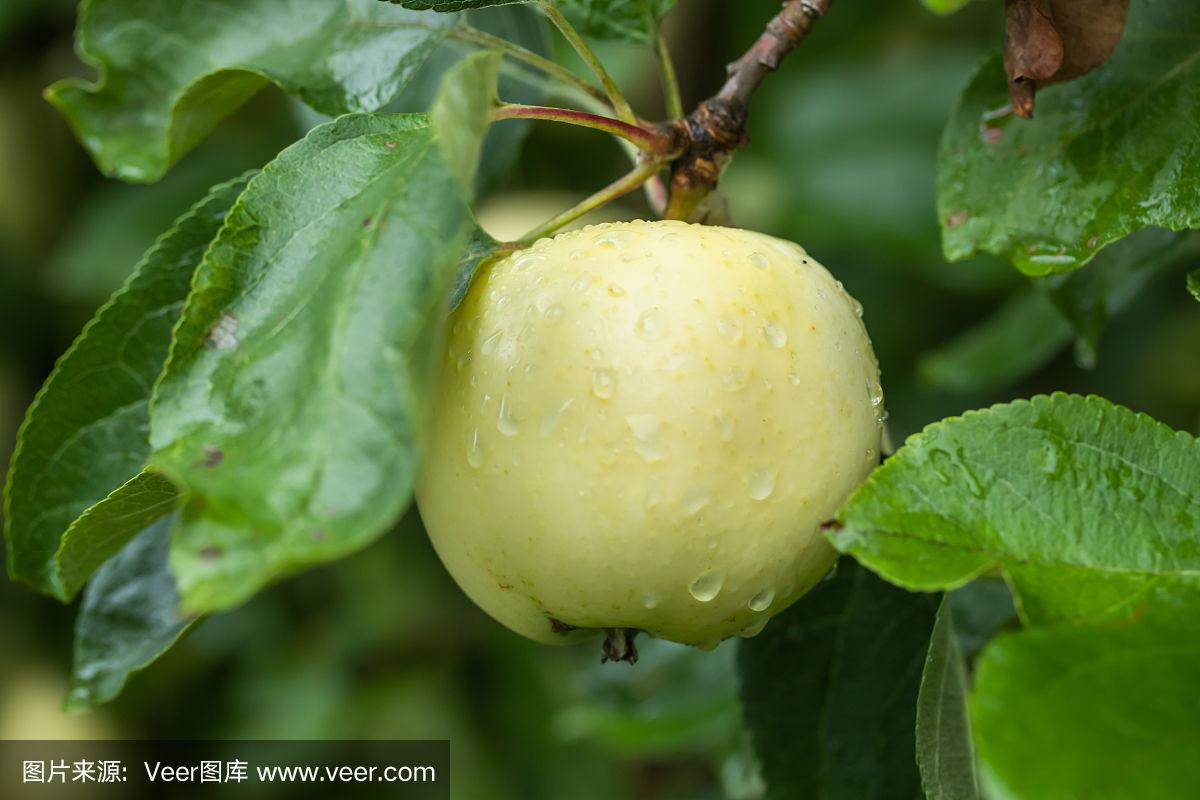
[417,220,883,656]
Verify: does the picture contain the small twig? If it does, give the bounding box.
[493,104,680,155]
[367,20,611,108]
[665,0,833,221]
[650,14,684,119]
[539,1,639,125]
[517,158,667,243]
[445,25,611,107]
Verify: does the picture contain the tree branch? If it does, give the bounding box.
[665,0,833,221]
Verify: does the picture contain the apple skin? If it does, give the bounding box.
[417,220,883,649]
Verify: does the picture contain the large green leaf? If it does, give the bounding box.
[938,2,1200,275]
[390,0,677,43]
[916,598,980,800]
[66,513,195,711]
[972,622,1200,800]
[738,560,938,800]
[149,113,474,614]
[831,394,1200,627]
[3,175,249,599]
[1189,270,1200,302]
[48,0,454,182]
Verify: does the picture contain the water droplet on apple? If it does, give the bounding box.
[539,399,574,438]
[466,429,486,469]
[868,378,884,408]
[748,468,776,500]
[683,489,711,515]
[497,396,519,437]
[738,617,770,637]
[762,319,788,348]
[714,413,735,442]
[481,330,502,355]
[635,308,667,341]
[689,572,725,602]
[591,369,617,400]
[626,414,666,462]
[511,252,545,271]
[716,317,744,345]
[748,587,776,611]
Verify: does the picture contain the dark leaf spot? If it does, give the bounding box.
[194,447,223,468]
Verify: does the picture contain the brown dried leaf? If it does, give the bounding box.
[1050,0,1131,81]
[1002,0,1131,119]
[1004,0,1064,117]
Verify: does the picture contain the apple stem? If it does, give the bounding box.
[513,157,668,244]
[665,0,835,221]
[492,104,681,156]
[601,628,639,664]
[538,1,639,126]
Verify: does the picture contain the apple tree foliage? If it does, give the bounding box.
[4,0,1200,796]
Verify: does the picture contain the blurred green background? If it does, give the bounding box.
[1,1,1196,798]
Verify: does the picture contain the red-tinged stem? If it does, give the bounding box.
[538,1,638,125]
[493,104,681,156]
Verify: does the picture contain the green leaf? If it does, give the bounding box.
[972,622,1200,800]
[920,0,976,13]
[1044,230,1197,368]
[66,513,196,712]
[938,1,1200,276]
[738,560,938,800]
[831,394,1200,627]
[1189,269,1200,302]
[47,0,454,182]
[918,288,1072,395]
[916,598,980,800]
[944,580,1016,660]
[149,113,472,614]
[3,174,249,599]
[921,229,1196,392]
[431,50,502,193]
[451,227,504,310]
[55,471,180,600]
[556,639,740,756]
[560,0,677,43]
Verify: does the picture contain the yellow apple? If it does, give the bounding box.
[417,220,883,653]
